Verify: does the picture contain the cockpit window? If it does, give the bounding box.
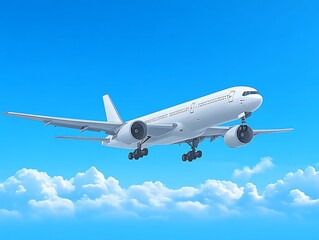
[242,91,259,96]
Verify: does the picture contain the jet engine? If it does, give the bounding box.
[116,120,148,145]
[224,125,254,148]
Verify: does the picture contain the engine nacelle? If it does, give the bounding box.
[224,125,254,148]
[116,120,148,145]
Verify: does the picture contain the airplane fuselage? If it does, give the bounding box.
[105,86,263,149]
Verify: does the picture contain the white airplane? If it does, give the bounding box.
[5,86,292,162]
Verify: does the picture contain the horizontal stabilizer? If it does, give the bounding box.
[55,136,110,143]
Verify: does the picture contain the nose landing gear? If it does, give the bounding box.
[239,112,252,125]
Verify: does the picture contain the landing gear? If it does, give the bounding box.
[182,138,203,162]
[240,112,252,125]
[128,147,149,160]
[128,137,150,160]
[182,150,202,162]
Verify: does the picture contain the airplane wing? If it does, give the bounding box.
[253,128,294,136]
[4,112,177,138]
[201,126,293,138]
[4,112,122,135]
[175,126,293,145]
[202,126,293,138]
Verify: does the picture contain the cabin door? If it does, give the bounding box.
[190,102,195,114]
[228,91,235,103]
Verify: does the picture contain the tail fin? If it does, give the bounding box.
[103,95,123,123]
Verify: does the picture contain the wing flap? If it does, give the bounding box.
[201,126,230,137]
[4,112,122,135]
[148,123,177,137]
[55,136,110,142]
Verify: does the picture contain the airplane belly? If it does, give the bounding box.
[102,140,134,149]
[144,126,203,146]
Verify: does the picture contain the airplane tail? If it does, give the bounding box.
[103,95,123,123]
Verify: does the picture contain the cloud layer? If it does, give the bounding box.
[1,163,319,220]
[233,157,274,179]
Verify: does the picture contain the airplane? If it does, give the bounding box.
[4,86,293,162]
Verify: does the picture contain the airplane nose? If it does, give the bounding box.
[252,94,263,109]
[246,94,263,111]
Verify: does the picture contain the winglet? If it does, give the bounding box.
[103,95,123,123]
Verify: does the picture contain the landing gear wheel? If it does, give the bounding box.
[134,149,140,156]
[187,151,196,162]
[142,148,148,157]
[182,154,188,162]
[196,151,202,158]
[129,148,149,160]
[133,149,140,160]
[191,151,196,161]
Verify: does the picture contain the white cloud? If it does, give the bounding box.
[0,209,21,220]
[16,185,26,194]
[0,168,66,199]
[127,181,172,208]
[29,197,75,216]
[72,167,108,196]
[200,180,244,200]
[0,163,319,219]
[176,201,208,213]
[290,189,319,206]
[244,183,263,202]
[233,157,274,179]
[263,166,319,208]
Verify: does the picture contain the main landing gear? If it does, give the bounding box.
[128,148,148,160]
[182,150,202,162]
[182,137,203,162]
[128,137,150,160]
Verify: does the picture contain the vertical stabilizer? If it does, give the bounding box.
[103,95,123,123]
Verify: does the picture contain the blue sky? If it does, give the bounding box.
[0,1,319,239]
